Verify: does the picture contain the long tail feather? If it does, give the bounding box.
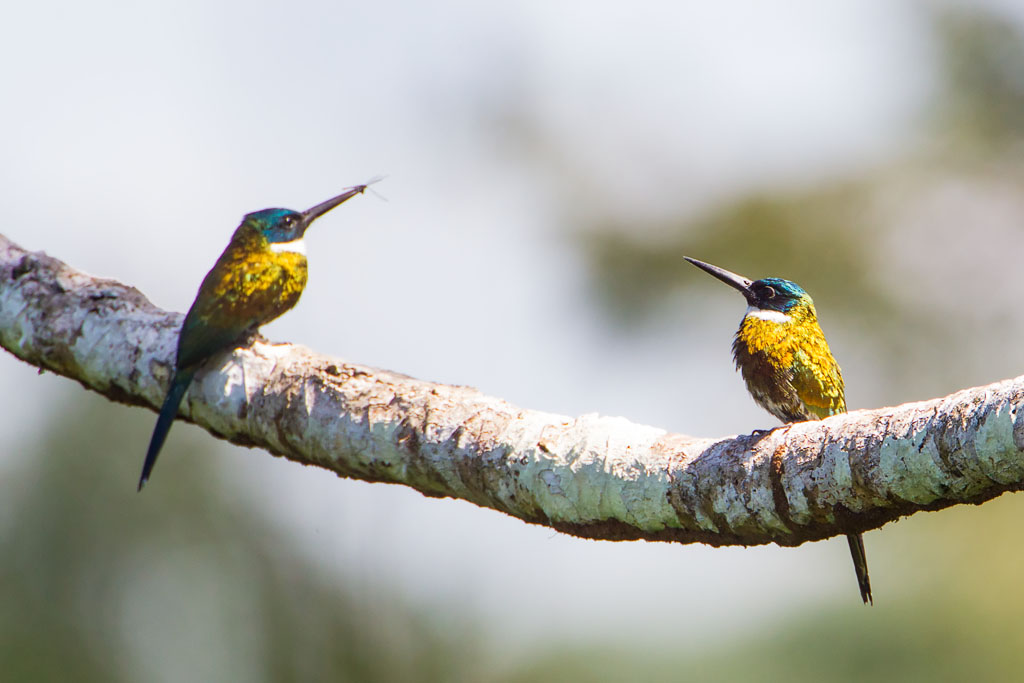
[846,532,872,605]
[138,368,195,491]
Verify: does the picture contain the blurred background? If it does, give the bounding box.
[3,0,1024,680]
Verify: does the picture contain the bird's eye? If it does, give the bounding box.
[282,215,295,226]
[763,286,776,299]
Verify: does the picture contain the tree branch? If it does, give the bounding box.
[2,233,1023,547]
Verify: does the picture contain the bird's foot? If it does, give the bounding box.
[239,326,267,346]
[748,426,783,441]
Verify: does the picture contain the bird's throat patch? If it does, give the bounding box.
[269,238,307,256]
[745,306,790,323]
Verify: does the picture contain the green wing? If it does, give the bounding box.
[791,349,847,418]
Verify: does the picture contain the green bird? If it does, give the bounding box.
[685,256,872,605]
[138,184,370,490]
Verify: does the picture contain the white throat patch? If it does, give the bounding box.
[269,238,306,256]
[745,306,790,323]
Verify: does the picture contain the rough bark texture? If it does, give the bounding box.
[2,233,1023,547]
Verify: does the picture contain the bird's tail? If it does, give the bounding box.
[138,368,195,491]
[846,533,872,605]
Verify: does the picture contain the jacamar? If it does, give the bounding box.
[138,184,370,491]
[684,256,872,605]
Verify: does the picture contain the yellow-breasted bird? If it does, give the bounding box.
[684,256,872,605]
[138,184,370,491]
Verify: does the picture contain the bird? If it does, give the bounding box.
[684,256,872,605]
[138,184,371,491]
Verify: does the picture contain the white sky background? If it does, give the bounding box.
[3,0,999,667]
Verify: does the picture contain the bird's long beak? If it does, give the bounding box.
[684,256,755,302]
[301,184,370,225]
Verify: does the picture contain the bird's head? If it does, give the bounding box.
[744,277,811,314]
[241,184,370,249]
[245,208,307,245]
[684,257,814,319]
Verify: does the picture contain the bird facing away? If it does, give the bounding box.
[684,256,872,605]
[138,184,370,491]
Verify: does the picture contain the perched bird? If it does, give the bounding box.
[684,256,872,605]
[138,184,370,491]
